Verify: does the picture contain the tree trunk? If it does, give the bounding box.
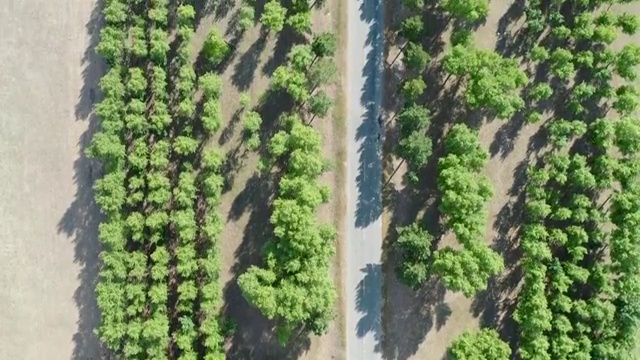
[384,158,406,187]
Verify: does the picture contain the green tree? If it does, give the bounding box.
[238,5,255,31]
[243,111,262,150]
[309,91,333,119]
[395,223,432,288]
[403,42,430,73]
[400,16,423,42]
[311,32,337,58]
[288,44,314,72]
[444,45,526,118]
[614,85,640,115]
[203,29,230,66]
[550,48,575,80]
[286,11,312,34]
[308,57,337,88]
[449,329,511,360]
[261,0,287,33]
[615,117,640,155]
[617,12,640,35]
[530,45,549,62]
[272,66,310,103]
[615,44,640,81]
[150,29,170,64]
[401,77,426,102]
[442,0,488,22]
[529,83,553,101]
[200,73,223,99]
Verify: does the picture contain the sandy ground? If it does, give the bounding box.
[0,0,103,359]
[192,0,346,358]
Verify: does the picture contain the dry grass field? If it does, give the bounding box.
[380,1,640,360]
[0,0,104,359]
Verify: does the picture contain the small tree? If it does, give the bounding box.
[403,42,430,73]
[238,5,255,31]
[401,77,426,102]
[550,48,574,80]
[199,73,223,99]
[617,13,640,35]
[395,223,433,288]
[442,0,488,22]
[261,0,287,33]
[309,91,333,119]
[287,12,312,35]
[311,32,337,58]
[288,44,314,72]
[308,57,337,88]
[530,45,549,62]
[449,329,511,360]
[400,16,423,43]
[202,29,229,66]
[244,111,262,150]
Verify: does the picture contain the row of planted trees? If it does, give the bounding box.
[514,0,640,358]
[235,0,340,342]
[91,0,227,358]
[388,0,640,357]
[394,0,524,292]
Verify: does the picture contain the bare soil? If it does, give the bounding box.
[0,0,104,359]
[192,0,346,359]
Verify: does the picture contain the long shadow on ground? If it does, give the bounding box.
[58,0,105,358]
[354,0,384,229]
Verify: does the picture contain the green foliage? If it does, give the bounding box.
[200,73,223,99]
[400,16,423,43]
[238,5,255,31]
[287,11,312,34]
[529,83,553,101]
[617,13,640,35]
[614,85,640,115]
[239,116,336,342]
[433,124,501,296]
[401,77,426,102]
[442,0,488,21]
[550,48,575,80]
[261,0,287,33]
[403,42,430,73]
[449,329,511,360]
[548,119,587,148]
[243,111,263,150]
[309,91,333,119]
[272,66,309,103]
[615,44,640,81]
[395,104,432,176]
[202,29,229,66]
[444,45,526,118]
[311,32,337,58]
[395,223,432,288]
[288,44,314,72]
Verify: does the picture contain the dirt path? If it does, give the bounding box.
[0,0,103,359]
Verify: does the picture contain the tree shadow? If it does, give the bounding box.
[355,0,384,228]
[382,274,449,360]
[470,159,528,356]
[356,263,384,353]
[232,32,268,91]
[60,0,106,358]
[192,0,216,27]
[261,27,304,77]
